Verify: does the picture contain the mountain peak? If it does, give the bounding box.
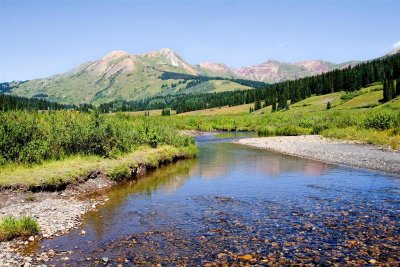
[387,46,400,56]
[145,48,180,58]
[102,50,129,60]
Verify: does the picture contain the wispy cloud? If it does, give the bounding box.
[393,41,400,49]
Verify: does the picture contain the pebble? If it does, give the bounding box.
[0,194,102,266]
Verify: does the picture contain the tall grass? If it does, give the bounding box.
[0,110,195,165]
[0,216,40,241]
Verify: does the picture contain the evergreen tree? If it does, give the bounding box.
[396,78,400,97]
[389,79,396,99]
[327,101,331,110]
[383,79,393,102]
[271,102,277,112]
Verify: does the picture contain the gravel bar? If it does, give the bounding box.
[235,135,400,175]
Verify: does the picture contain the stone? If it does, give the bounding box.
[102,257,109,263]
[238,254,253,261]
[28,236,35,242]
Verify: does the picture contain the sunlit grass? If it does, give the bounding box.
[0,216,40,241]
[0,145,197,187]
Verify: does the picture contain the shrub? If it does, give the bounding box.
[311,123,329,135]
[341,91,363,101]
[257,126,275,137]
[364,111,397,130]
[0,216,40,241]
[275,125,310,136]
[0,111,195,164]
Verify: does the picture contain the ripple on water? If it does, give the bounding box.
[30,133,400,265]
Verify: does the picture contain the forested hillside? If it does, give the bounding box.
[0,94,76,111]
[98,54,400,113]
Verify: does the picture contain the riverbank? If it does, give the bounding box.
[235,135,400,174]
[0,145,196,266]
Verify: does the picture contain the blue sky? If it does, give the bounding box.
[0,0,399,82]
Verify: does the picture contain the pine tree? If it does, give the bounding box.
[271,102,277,112]
[326,101,331,110]
[396,78,400,97]
[389,79,396,99]
[383,79,393,102]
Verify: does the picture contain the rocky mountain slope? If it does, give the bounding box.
[4,48,363,104]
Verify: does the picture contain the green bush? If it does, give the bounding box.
[0,111,195,164]
[311,123,329,134]
[0,215,40,241]
[341,91,363,101]
[257,126,275,136]
[364,111,397,130]
[275,125,310,136]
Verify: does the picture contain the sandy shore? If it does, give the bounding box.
[235,135,400,175]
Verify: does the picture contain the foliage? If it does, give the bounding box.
[0,110,195,164]
[0,216,40,241]
[340,91,363,101]
[363,110,398,130]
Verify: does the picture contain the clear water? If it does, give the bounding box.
[33,133,400,265]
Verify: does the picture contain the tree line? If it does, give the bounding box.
[99,54,400,113]
[2,54,399,114]
[0,94,75,112]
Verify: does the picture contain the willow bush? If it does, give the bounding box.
[0,110,194,164]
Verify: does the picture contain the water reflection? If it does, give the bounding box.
[34,133,399,266]
[194,141,331,179]
[84,158,197,240]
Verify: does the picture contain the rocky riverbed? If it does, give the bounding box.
[236,135,400,174]
[0,176,113,266]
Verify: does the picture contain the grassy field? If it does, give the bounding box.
[132,83,400,149]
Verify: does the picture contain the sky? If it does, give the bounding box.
[0,0,399,82]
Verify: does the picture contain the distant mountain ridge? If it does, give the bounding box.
[4,47,396,105]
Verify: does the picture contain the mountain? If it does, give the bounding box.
[7,48,206,104]
[198,59,356,83]
[4,48,357,105]
[386,46,400,56]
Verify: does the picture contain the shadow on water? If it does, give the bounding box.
[30,132,400,265]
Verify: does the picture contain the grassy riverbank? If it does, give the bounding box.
[0,145,196,189]
[0,110,196,189]
[139,84,400,149]
[149,108,399,149]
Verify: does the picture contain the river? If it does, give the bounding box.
[29,133,400,265]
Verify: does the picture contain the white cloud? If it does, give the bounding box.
[392,41,400,49]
